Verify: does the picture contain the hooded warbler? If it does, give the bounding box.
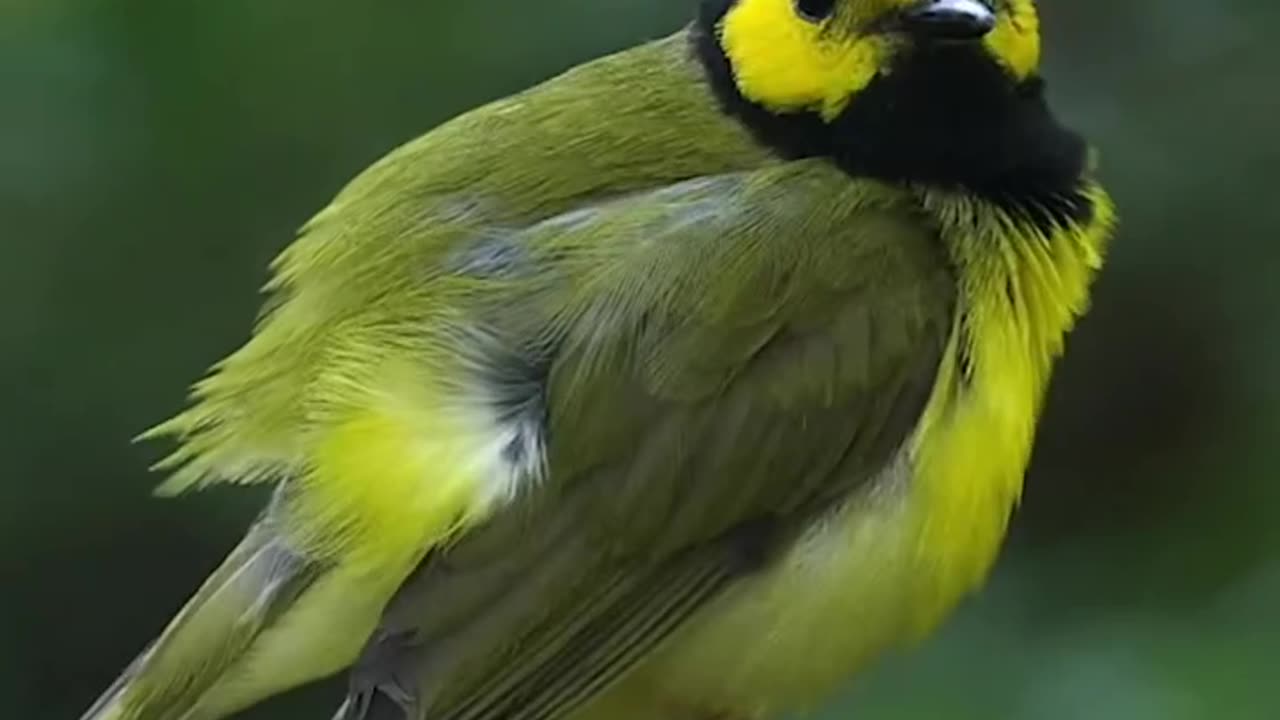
[83,1,1115,719]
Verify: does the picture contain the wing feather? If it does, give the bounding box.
[338,161,955,720]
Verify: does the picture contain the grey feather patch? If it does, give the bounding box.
[449,232,533,279]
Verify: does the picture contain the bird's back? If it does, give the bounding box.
[145,31,773,498]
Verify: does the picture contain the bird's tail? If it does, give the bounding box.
[80,518,320,720]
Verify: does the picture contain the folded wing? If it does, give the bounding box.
[339,162,956,720]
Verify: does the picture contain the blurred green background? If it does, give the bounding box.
[2,1,1277,718]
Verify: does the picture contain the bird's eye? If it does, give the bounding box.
[795,0,837,22]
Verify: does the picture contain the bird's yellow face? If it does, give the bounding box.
[710,0,1041,120]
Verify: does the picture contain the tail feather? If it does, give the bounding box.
[80,520,320,720]
[81,640,157,720]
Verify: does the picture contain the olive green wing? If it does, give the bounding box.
[336,161,955,720]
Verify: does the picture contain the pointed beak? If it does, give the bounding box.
[902,0,997,41]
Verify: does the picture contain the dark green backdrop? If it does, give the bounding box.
[2,1,1277,718]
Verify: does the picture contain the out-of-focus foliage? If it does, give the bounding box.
[1,1,1276,718]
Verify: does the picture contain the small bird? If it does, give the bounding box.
[83,0,1115,719]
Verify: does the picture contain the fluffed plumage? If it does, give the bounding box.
[83,2,1115,719]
